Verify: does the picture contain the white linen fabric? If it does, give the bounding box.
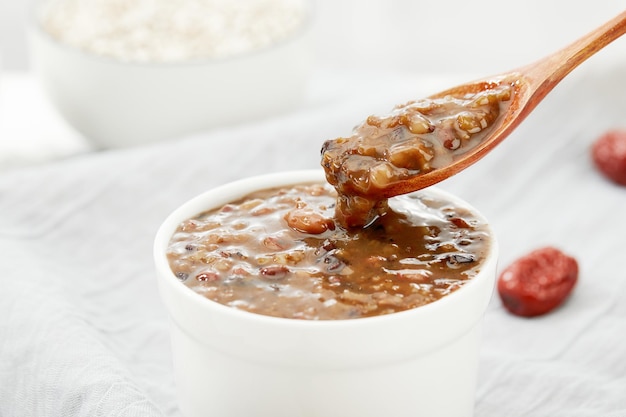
[1,68,626,417]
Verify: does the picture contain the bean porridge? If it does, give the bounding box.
[167,183,491,320]
[166,82,507,320]
[322,83,512,227]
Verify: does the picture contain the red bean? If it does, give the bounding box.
[497,247,578,317]
[196,271,220,282]
[260,265,289,280]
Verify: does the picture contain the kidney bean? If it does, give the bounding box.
[497,247,578,317]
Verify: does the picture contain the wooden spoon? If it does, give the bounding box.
[386,9,626,196]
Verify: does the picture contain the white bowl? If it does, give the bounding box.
[153,170,498,417]
[28,1,313,149]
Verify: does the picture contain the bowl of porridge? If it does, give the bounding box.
[154,169,498,417]
[28,0,312,148]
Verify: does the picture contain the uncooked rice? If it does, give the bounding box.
[38,0,307,62]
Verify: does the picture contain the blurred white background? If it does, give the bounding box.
[1,1,625,170]
[2,0,625,73]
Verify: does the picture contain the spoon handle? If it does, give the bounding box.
[521,10,626,100]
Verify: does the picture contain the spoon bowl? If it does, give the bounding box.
[386,9,626,197]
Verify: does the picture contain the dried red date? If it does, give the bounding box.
[592,129,626,186]
[497,247,578,317]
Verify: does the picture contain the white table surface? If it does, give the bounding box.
[1,64,626,416]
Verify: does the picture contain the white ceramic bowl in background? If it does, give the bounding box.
[154,170,498,417]
[28,1,313,149]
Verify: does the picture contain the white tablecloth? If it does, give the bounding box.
[1,66,626,416]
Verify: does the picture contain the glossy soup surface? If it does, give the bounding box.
[167,183,491,320]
